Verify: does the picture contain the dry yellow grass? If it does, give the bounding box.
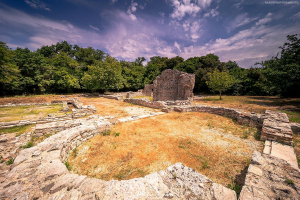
[68,112,262,187]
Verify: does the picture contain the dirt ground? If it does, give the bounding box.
[79,97,161,118]
[68,112,262,187]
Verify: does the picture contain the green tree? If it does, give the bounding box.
[0,41,20,95]
[206,69,234,100]
[81,56,124,92]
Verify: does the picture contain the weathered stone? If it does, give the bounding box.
[239,151,300,200]
[261,110,293,145]
[153,69,195,102]
[143,84,154,97]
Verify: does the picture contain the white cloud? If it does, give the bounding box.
[196,0,212,8]
[227,13,258,31]
[158,12,165,24]
[180,21,300,68]
[110,0,118,4]
[190,21,201,42]
[127,1,138,21]
[89,25,99,31]
[174,41,181,52]
[256,13,272,26]
[203,7,219,18]
[170,0,201,20]
[290,12,300,20]
[25,0,50,11]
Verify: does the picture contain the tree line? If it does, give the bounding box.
[0,34,299,97]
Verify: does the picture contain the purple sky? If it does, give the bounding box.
[0,0,299,68]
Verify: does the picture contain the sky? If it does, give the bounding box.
[0,0,299,68]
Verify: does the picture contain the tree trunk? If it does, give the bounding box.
[219,90,222,100]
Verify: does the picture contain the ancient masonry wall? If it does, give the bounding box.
[153,69,195,101]
[0,115,237,200]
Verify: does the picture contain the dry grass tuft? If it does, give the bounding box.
[68,112,262,187]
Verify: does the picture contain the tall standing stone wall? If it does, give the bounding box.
[152,69,195,101]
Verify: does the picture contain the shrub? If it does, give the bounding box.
[102,130,111,136]
[65,161,71,171]
[23,141,34,149]
[114,132,120,137]
[6,158,15,165]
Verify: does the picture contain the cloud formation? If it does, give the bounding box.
[25,0,50,11]
[170,0,201,20]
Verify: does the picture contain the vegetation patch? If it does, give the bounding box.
[0,104,64,122]
[0,125,34,136]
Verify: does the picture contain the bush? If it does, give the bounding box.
[6,158,15,165]
[65,161,71,171]
[23,141,34,149]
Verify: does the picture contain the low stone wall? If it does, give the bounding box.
[100,94,124,101]
[173,105,266,127]
[126,91,143,98]
[239,151,300,199]
[0,116,237,199]
[261,110,293,145]
[34,115,110,137]
[124,98,166,109]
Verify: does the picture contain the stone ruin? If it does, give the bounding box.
[143,69,195,102]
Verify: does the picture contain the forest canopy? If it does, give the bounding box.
[0,34,299,97]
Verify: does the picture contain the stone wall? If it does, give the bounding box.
[261,110,293,145]
[0,102,53,107]
[239,151,300,199]
[153,69,195,101]
[124,98,166,109]
[99,94,124,101]
[173,105,266,127]
[126,91,143,98]
[143,84,154,96]
[0,116,237,199]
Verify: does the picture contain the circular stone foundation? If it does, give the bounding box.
[68,112,261,187]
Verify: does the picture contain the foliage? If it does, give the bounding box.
[81,56,124,92]
[23,141,34,149]
[0,34,299,97]
[206,69,234,99]
[6,157,15,165]
[65,161,72,171]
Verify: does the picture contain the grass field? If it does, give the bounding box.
[68,112,262,188]
[195,96,300,122]
[0,104,65,122]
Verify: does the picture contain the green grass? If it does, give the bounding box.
[280,110,300,123]
[6,158,14,165]
[0,104,63,122]
[0,125,34,136]
[23,141,34,149]
[65,161,72,171]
